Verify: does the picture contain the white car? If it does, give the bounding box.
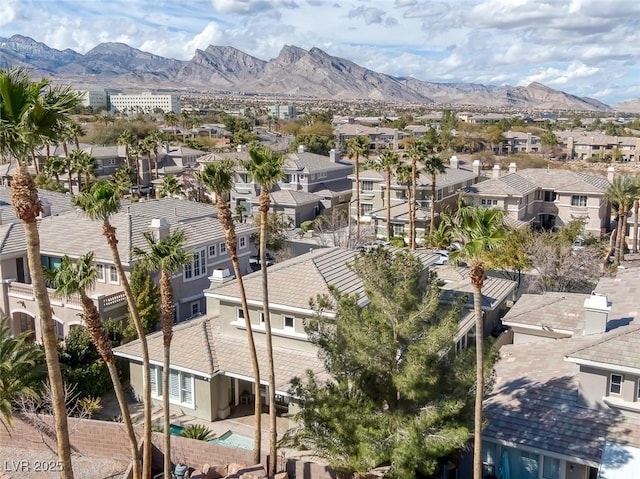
[433,250,449,265]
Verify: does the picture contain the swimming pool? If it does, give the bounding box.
[169,424,184,436]
[209,430,254,450]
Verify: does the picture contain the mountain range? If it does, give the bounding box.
[0,34,626,112]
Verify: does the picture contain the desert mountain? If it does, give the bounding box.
[0,34,613,111]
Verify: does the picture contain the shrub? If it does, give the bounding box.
[180,424,216,441]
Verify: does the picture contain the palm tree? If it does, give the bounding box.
[44,156,66,186]
[246,145,284,476]
[69,149,97,191]
[450,206,507,479]
[346,135,370,240]
[395,161,413,245]
[147,130,164,180]
[72,180,152,479]
[406,138,430,249]
[133,230,191,479]
[371,150,399,241]
[423,154,447,234]
[118,129,135,168]
[68,121,86,151]
[139,137,153,186]
[605,176,638,266]
[0,66,80,479]
[164,112,179,141]
[112,164,135,195]
[0,320,45,428]
[159,175,181,198]
[46,254,140,479]
[198,159,263,464]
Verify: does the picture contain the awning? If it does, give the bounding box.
[598,441,640,479]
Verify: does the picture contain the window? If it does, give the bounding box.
[54,320,64,339]
[41,256,62,270]
[107,158,117,165]
[544,190,556,202]
[392,223,404,237]
[284,316,294,329]
[220,242,227,254]
[184,249,206,280]
[360,203,373,215]
[259,312,265,324]
[542,456,561,479]
[239,237,246,249]
[150,365,162,398]
[208,244,216,258]
[109,265,118,284]
[610,374,623,395]
[637,380,640,402]
[361,180,373,191]
[237,308,245,322]
[166,369,194,407]
[437,189,443,201]
[571,195,588,207]
[481,199,498,206]
[96,264,105,282]
[190,302,200,317]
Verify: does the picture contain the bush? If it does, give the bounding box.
[180,424,216,441]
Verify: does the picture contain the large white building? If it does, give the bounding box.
[76,89,108,110]
[109,92,180,114]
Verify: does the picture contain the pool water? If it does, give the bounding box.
[209,430,254,450]
[169,424,184,436]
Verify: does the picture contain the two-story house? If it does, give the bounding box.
[2,195,256,341]
[470,269,640,479]
[353,156,481,242]
[463,166,612,235]
[114,246,513,423]
[198,147,353,226]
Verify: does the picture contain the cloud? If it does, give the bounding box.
[211,0,299,15]
[184,22,224,55]
[0,0,19,27]
[348,6,388,25]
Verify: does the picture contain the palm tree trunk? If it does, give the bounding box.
[355,157,360,240]
[259,189,277,476]
[411,158,417,249]
[472,278,485,479]
[620,207,628,263]
[79,293,140,479]
[160,269,174,479]
[634,200,639,253]
[216,197,262,464]
[147,153,153,186]
[385,170,391,242]
[12,165,74,478]
[102,222,152,479]
[430,173,437,234]
[154,149,159,180]
[77,172,82,192]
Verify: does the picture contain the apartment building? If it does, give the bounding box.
[109,92,180,114]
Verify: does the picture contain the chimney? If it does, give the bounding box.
[449,155,459,169]
[297,145,306,153]
[493,164,502,179]
[472,159,481,177]
[607,166,615,184]
[149,217,170,241]
[209,268,235,288]
[329,149,340,163]
[509,162,517,174]
[38,198,52,218]
[583,292,611,335]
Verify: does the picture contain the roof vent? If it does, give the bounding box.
[209,268,235,287]
[583,292,611,335]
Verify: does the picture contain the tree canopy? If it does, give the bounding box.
[287,249,475,478]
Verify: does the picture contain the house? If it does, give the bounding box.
[353,155,480,242]
[334,124,407,151]
[557,132,640,162]
[471,268,640,479]
[1,196,256,341]
[115,246,510,422]
[198,147,353,226]
[463,166,612,235]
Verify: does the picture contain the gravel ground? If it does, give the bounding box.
[0,447,128,479]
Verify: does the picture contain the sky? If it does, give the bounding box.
[1,0,639,105]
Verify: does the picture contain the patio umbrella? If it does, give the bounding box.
[498,450,511,479]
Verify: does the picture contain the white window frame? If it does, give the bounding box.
[95,264,105,282]
[361,180,373,191]
[360,203,373,216]
[237,308,245,322]
[183,249,206,281]
[107,158,117,166]
[109,265,119,284]
[190,301,200,317]
[220,242,227,254]
[150,365,162,398]
[54,320,64,339]
[208,244,216,258]
[571,195,588,207]
[637,379,640,402]
[239,237,246,249]
[166,369,195,408]
[283,316,295,330]
[610,373,623,395]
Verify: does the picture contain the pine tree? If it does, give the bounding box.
[124,264,161,340]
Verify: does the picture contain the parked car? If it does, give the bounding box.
[432,250,449,265]
[130,184,154,196]
[249,252,276,271]
[355,240,389,253]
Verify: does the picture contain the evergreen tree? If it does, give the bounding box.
[124,263,161,340]
[288,249,475,478]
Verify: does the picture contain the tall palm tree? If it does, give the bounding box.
[346,135,370,240]
[44,156,65,186]
[159,175,181,198]
[605,176,638,266]
[133,230,191,479]
[371,150,399,241]
[72,180,152,479]
[423,154,447,234]
[406,139,430,249]
[395,162,413,245]
[246,145,284,476]
[139,137,154,186]
[0,320,46,428]
[164,112,179,141]
[0,66,80,479]
[118,129,135,168]
[450,206,507,479]
[68,121,86,151]
[147,130,164,180]
[46,254,140,479]
[198,159,263,464]
[68,149,97,191]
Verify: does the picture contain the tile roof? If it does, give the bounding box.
[269,189,319,206]
[114,315,327,392]
[285,152,353,174]
[501,292,589,332]
[0,186,75,224]
[484,340,640,465]
[436,266,517,311]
